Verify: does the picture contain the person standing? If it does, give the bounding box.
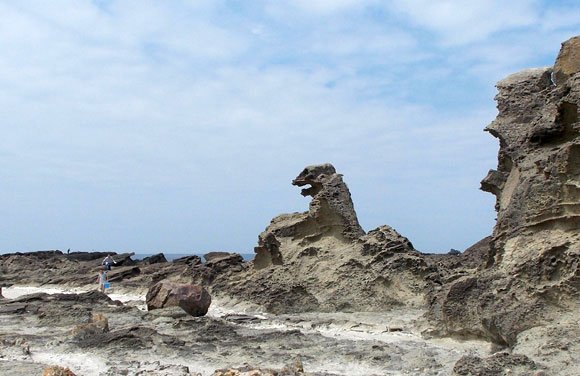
[102,254,117,270]
[96,270,108,293]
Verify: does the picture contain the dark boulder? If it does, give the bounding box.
[141,253,167,265]
[0,250,63,260]
[146,280,211,316]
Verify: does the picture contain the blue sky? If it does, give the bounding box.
[1,0,579,254]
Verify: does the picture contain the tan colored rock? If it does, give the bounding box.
[427,37,580,369]
[554,35,580,85]
[214,164,436,313]
[42,366,76,376]
[70,313,109,339]
[254,163,364,270]
[211,360,304,376]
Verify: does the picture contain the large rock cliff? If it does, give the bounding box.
[427,36,580,359]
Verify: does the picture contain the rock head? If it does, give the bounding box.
[254,163,365,270]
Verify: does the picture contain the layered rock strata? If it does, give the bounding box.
[427,36,580,353]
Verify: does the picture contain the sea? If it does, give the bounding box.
[0,250,255,262]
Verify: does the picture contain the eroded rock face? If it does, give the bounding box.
[452,352,539,376]
[254,163,364,270]
[215,164,440,313]
[479,38,580,282]
[292,163,365,239]
[554,35,580,85]
[146,280,211,316]
[427,36,580,352]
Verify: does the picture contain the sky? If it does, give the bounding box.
[1,1,579,255]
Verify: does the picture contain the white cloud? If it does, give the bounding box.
[388,0,540,45]
[288,0,377,14]
[0,0,578,253]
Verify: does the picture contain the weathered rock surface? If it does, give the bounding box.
[204,252,232,262]
[254,164,365,271]
[554,35,580,85]
[452,352,539,376]
[211,360,327,376]
[42,365,77,376]
[424,35,580,374]
[204,163,441,313]
[2,285,489,376]
[146,280,211,316]
[66,251,115,262]
[172,255,202,265]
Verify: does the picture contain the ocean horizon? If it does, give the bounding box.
[0,250,255,262]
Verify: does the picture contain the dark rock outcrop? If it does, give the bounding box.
[66,252,115,262]
[111,253,136,266]
[203,252,232,262]
[146,280,211,316]
[106,266,141,283]
[140,253,167,265]
[0,250,64,259]
[172,255,202,265]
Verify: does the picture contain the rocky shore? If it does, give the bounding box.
[1,36,580,375]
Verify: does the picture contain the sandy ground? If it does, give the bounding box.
[1,285,492,376]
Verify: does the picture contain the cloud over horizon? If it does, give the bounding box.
[1,1,579,254]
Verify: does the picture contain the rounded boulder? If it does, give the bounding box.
[146,280,211,316]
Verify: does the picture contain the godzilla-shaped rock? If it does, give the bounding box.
[254,163,364,270]
[213,163,438,313]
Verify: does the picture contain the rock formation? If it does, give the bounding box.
[212,163,440,313]
[70,313,110,340]
[146,280,211,316]
[254,163,364,270]
[426,36,580,365]
[141,253,167,264]
[204,252,233,262]
[42,366,76,376]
